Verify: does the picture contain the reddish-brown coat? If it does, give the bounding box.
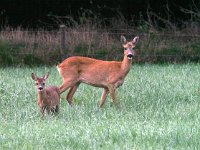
[32,73,60,117]
[57,36,139,107]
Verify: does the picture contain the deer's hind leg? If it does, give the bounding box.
[59,79,78,94]
[66,83,80,105]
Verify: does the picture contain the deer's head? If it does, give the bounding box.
[31,73,49,91]
[121,36,139,60]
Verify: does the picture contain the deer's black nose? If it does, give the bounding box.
[127,54,133,59]
[38,87,43,90]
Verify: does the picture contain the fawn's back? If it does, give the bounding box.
[41,86,60,106]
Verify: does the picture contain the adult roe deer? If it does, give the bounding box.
[57,35,139,107]
[31,73,60,117]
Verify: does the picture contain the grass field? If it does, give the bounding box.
[1,64,200,149]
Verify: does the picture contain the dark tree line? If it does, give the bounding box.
[0,0,199,29]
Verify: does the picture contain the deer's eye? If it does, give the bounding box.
[36,83,38,85]
[43,83,45,85]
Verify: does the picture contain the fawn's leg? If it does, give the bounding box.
[40,106,46,117]
[46,106,51,115]
[98,88,109,107]
[66,83,80,105]
[55,105,59,113]
[50,107,56,113]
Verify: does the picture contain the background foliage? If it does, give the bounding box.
[0,0,200,65]
[0,0,200,29]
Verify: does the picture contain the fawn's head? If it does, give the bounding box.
[121,36,139,60]
[31,73,49,91]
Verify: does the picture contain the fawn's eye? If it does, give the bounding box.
[36,83,38,85]
[43,83,45,85]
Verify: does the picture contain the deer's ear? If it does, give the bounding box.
[31,73,37,81]
[132,36,139,44]
[43,72,49,80]
[120,35,126,44]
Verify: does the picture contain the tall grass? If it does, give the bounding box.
[0,26,121,65]
[1,64,200,149]
[1,21,200,65]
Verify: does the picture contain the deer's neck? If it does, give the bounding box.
[38,90,47,101]
[121,55,132,74]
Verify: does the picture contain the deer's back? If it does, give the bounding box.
[57,56,124,87]
[57,56,121,77]
[57,56,121,87]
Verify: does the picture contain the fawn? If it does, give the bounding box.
[31,73,60,117]
[57,35,139,108]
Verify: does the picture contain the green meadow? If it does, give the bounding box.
[0,64,200,149]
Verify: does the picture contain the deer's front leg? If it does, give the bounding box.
[108,85,117,108]
[98,88,109,107]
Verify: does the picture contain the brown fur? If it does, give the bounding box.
[57,36,139,107]
[31,73,60,117]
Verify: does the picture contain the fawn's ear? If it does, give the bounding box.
[132,36,139,44]
[120,35,126,44]
[43,72,49,80]
[31,73,37,81]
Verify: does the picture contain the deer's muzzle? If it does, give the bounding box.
[127,48,135,59]
[38,87,43,91]
[127,54,133,59]
[127,49,134,60]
